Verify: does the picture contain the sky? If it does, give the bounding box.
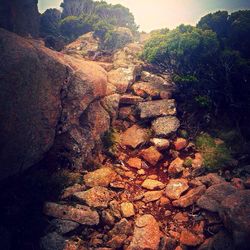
[38,0,250,32]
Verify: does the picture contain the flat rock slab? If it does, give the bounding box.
[165,179,189,200]
[152,116,180,137]
[44,202,99,225]
[140,146,163,166]
[197,183,237,212]
[120,94,144,104]
[84,167,117,187]
[137,99,176,119]
[143,190,163,203]
[127,157,142,169]
[120,125,149,149]
[142,179,165,190]
[127,214,161,250]
[173,185,206,208]
[73,186,116,208]
[132,81,172,98]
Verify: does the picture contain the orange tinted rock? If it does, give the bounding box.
[168,158,184,175]
[142,179,165,190]
[174,138,188,151]
[165,179,189,200]
[140,146,163,166]
[127,157,142,169]
[180,230,203,246]
[128,214,161,250]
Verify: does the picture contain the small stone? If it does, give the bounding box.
[128,214,161,250]
[174,212,189,222]
[137,169,145,175]
[164,210,172,217]
[142,179,165,190]
[173,185,206,208]
[121,202,135,218]
[180,230,203,246]
[107,235,127,248]
[152,116,180,137]
[101,210,115,226]
[165,179,189,200]
[73,186,116,208]
[109,218,133,236]
[148,175,158,180]
[84,167,117,187]
[61,184,85,199]
[174,138,188,151]
[120,125,149,149]
[150,138,170,150]
[140,146,163,166]
[143,190,163,203]
[168,158,184,175]
[160,197,171,206]
[127,157,142,169]
[192,153,204,169]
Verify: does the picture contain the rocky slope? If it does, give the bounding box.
[0,28,249,250]
[39,34,249,250]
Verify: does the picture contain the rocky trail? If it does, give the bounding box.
[0,30,249,250]
[40,39,250,250]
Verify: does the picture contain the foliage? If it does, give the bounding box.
[195,133,233,170]
[141,11,250,140]
[40,0,138,50]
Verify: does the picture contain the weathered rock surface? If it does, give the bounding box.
[173,185,206,208]
[143,190,163,203]
[48,219,79,235]
[219,190,250,248]
[165,179,189,200]
[180,230,203,246]
[140,146,163,166]
[132,81,172,98]
[101,94,120,121]
[137,99,176,119]
[128,214,161,250]
[168,158,185,175]
[84,168,117,187]
[127,157,142,169]
[0,29,109,179]
[150,138,170,150]
[142,179,165,190]
[120,125,149,149]
[44,202,99,225]
[197,183,236,212]
[152,116,180,137]
[120,94,144,104]
[120,202,135,218]
[74,186,116,208]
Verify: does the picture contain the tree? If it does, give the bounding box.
[40,8,61,37]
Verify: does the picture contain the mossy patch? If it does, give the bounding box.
[195,133,233,170]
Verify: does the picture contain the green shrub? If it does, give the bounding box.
[195,133,233,170]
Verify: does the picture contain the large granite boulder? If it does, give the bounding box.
[0,29,109,179]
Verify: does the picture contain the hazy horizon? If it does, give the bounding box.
[38,0,250,31]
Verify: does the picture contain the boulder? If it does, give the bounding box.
[173,185,206,208]
[197,183,237,212]
[137,99,176,119]
[140,146,163,166]
[142,179,165,190]
[84,167,117,187]
[219,190,250,249]
[73,186,116,208]
[152,116,180,137]
[128,214,161,250]
[44,202,99,225]
[165,179,189,200]
[0,29,108,179]
[120,125,149,149]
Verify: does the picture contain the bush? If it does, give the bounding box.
[195,133,233,170]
